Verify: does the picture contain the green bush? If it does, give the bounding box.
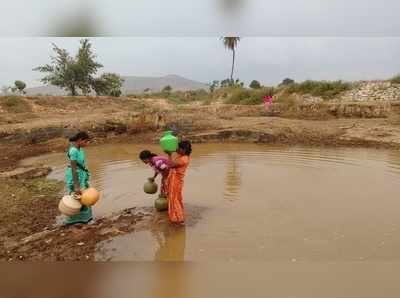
[391,75,400,84]
[225,87,275,105]
[279,78,295,86]
[285,80,352,100]
[249,80,262,89]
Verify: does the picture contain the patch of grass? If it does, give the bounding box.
[391,75,400,84]
[224,87,275,105]
[0,96,32,113]
[273,91,298,107]
[285,80,352,100]
[0,178,63,240]
[131,89,211,105]
[202,97,215,105]
[166,94,187,105]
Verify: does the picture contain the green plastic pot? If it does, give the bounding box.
[160,131,178,152]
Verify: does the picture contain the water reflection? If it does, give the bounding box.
[152,225,187,261]
[224,154,241,200]
[95,224,187,261]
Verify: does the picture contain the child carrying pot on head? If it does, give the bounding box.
[139,150,171,198]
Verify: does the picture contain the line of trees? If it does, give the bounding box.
[1,37,296,97]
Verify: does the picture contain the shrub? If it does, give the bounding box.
[92,73,124,97]
[249,80,262,89]
[209,80,219,92]
[13,80,27,94]
[162,85,172,93]
[285,80,351,100]
[391,75,400,84]
[225,87,275,105]
[279,78,295,86]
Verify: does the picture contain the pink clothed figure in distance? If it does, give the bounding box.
[264,95,273,111]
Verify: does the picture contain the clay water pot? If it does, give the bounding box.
[144,179,158,194]
[80,188,100,206]
[154,196,168,212]
[59,195,82,216]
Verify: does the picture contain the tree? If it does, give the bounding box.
[93,73,124,97]
[235,78,244,87]
[280,78,295,86]
[34,39,103,96]
[249,80,261,89]
[220,78,243,88]
[144,88,150,93]
[162,85,172,93]
[209,80,219,93]
[221,37,240,82]
[13,81,27,94]
[220,79,230,88]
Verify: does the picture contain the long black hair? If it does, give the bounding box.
[69,131,90,142]
[139,150,157,160]
[178,140,192,156]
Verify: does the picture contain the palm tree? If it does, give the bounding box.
[221,37,240,83]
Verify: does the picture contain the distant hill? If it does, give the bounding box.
[25,74,208,96]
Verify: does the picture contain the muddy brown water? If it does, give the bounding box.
[21,143,400,262]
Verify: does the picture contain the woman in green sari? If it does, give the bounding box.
[65,131,93,225]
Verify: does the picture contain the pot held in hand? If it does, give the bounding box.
[80,188,100,206]
[144,178,158,194]
[59,195,82,216]
[160,131,178,152]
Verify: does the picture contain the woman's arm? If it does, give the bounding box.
[70,161,81,194]
[166,151,179,168]
[150,171,159,181]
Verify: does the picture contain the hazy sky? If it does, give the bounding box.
[1,1,399,89]
[0,37,400,88]
[1,0,399,36]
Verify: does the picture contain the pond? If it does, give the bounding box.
[22,143,400,262]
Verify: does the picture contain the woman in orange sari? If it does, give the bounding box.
[166,140,192,225]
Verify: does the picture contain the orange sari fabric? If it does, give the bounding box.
[167,154,190,223]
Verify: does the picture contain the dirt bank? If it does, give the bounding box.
[2,96,400,260]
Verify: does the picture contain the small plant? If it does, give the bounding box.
[162,85,172,93]
[390,75,400,84]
